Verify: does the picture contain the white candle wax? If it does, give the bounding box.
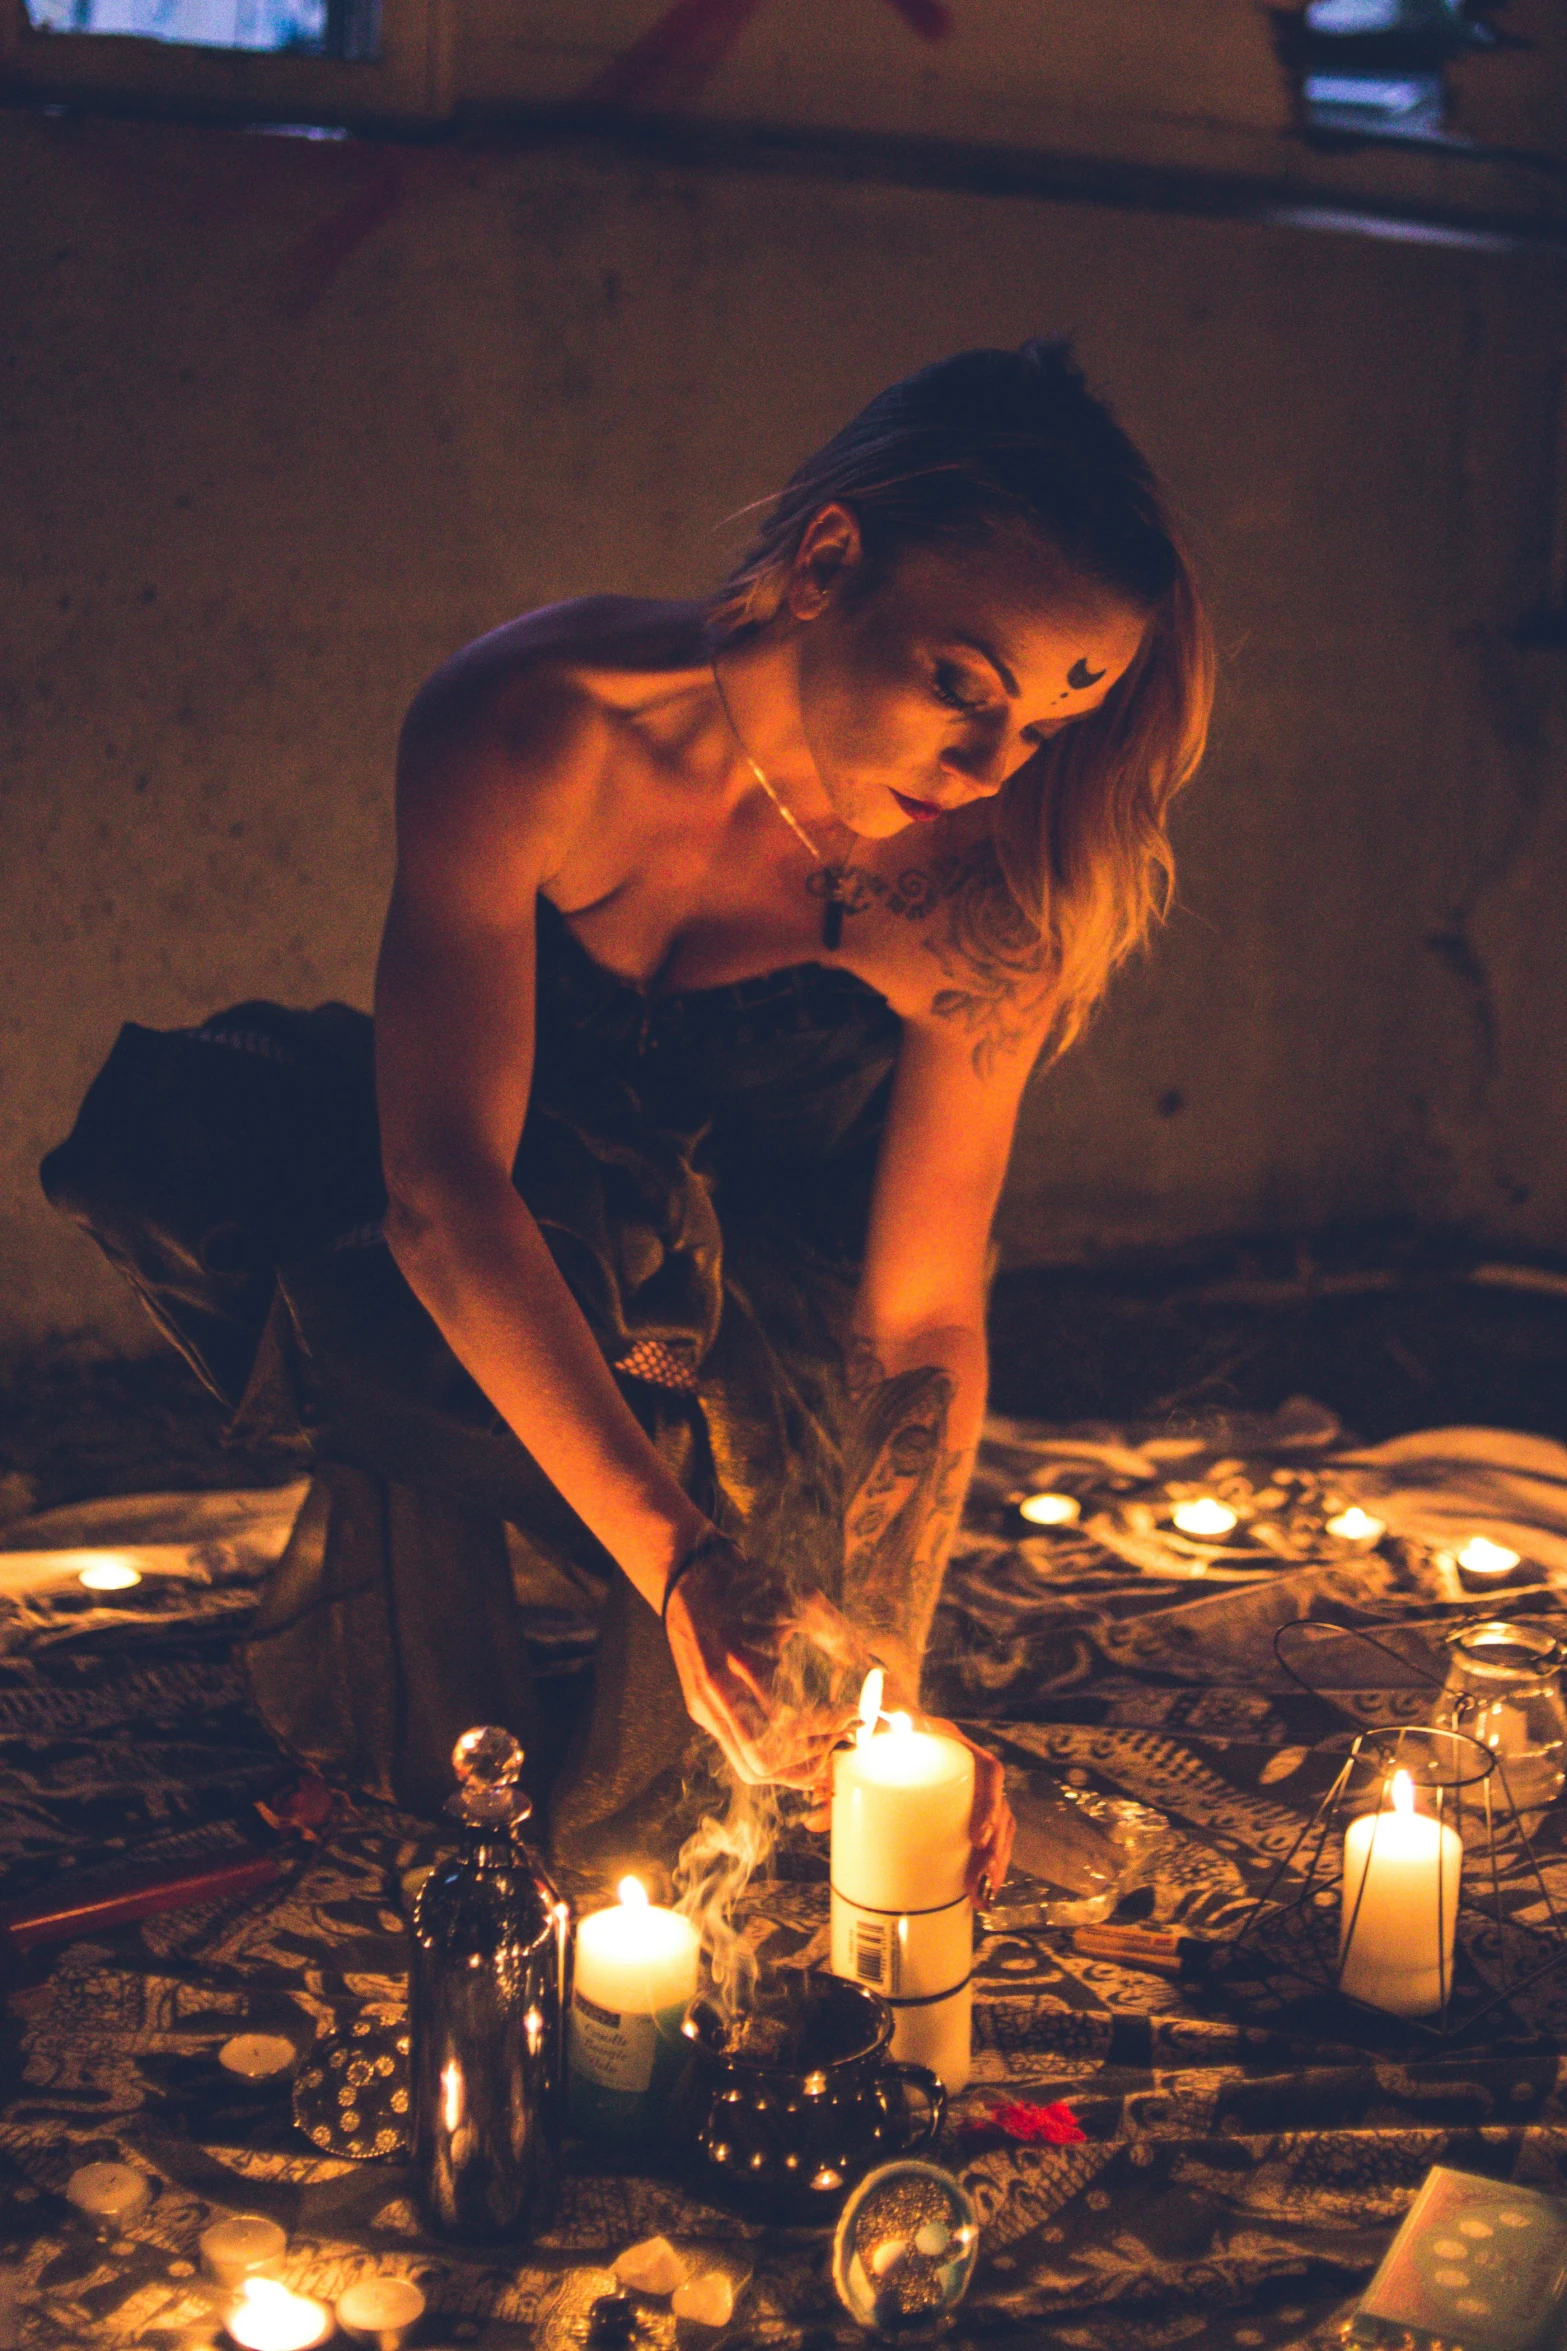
[1340,1771,1461,2016]
[219,2034,297,2084]
[65,2162,150,2228]
[1170,1497,1239,1538]
[1326,1506,1386,1548]
[832,1721,974,1914]
[1458,1537,1521,1579]
[336,2275,425,2348]
[1018,1491,1080,1527]
[200,2212,287,2288]
[225,2278,335,2351]
[77,1556,142,1591]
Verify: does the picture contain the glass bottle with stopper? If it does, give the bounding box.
[410,1725,570,2241]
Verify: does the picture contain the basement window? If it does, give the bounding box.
[22,0,378,59]
[1281,0,1504,146]
[1,0,442,119]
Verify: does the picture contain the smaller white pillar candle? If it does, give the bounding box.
[568,1878,701,2137]
[1340,1769,1461,2017]
[1017,1491,1080,1527]
[335,2275,425,2350]
[224,2278,335,2351]
[65,2162,150,2229]
[1326,1506,1386,1548]
[219,2034,297,2086]
[1170,1497,1239,1538]
[200,2213,288,2289]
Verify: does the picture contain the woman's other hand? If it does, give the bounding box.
[663,1532,874,1787]
[916,1713,1014,1902]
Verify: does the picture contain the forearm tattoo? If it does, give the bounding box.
[841,1349,966,1686]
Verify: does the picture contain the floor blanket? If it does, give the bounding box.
[6,1402,1567,2349]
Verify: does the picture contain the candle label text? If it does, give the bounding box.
[568,1989,657,2093]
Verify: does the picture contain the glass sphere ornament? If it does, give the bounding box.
[832,2160,979,2337]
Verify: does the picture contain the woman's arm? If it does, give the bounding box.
[843,863,1060,1889]
[376,670,709,1613]
[375,669,864,1783]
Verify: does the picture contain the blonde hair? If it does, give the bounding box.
[707,340,1215,1059]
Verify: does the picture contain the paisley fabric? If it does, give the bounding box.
[40,901,902,1844]
[7,1408,1567,2349]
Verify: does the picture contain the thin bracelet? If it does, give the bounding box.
[661,1529,727,1625]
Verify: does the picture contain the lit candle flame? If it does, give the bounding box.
[77,1556,141,1592]
[1018,1490,1080,1527]
[1389,1768,1415,1818]
[440,2059,464,2132]
[1326,1506,1385,1544]
[617,1875,649,1908]
[1458,1537,1521,1577]
[855,1666,885,1746]
[225,2277,331,2351]
[887,1710,913,1740]
[1170,1497,1239,1539]
[236,2281,291,2322]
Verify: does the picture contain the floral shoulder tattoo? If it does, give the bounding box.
[811,840,1055,1077]
[920,843,1056,1078]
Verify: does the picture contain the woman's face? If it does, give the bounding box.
[790,512,1148,840]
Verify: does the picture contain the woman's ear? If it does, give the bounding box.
[787,502,865,621]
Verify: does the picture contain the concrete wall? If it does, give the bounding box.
[2,108,1564,1352]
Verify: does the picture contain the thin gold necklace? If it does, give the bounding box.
[710,658,849,951]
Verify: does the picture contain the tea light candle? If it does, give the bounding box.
[1326,1506,1386,1548]
[219,2034,297,2086]
[200,2213,288,2289]
[1016,1491,1080,1528]
[1170,1497,1239,1539]
[224,2277,335,2351]
[77,1556,142,1591]
[335,2274,425,2349]
[65,2161,150,2229]
[1340,1768,1462,2017]
[1458,1537,1522,1581]
[568,1877,700,2142]
[831,1705,975,2091]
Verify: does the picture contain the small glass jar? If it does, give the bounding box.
[1442,1621,1567,1820]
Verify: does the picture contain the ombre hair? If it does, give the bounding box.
[707,340,1215,1059]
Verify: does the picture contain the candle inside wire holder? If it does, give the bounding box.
[1221,1720,1567,2038]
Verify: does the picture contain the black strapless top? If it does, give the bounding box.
[531,895,902,1210]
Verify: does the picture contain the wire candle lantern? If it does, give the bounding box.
[1226,1714,1567,2037]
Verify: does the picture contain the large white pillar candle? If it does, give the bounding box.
[568,1877,700,2143]
[831,1710,976,2092]
[1339,1769,1461,2017]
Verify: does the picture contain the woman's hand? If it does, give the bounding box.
[912,1712,1014,1903]
[663,1531,874,1787]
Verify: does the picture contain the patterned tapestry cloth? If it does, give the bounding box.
[6,1402,1567,2349]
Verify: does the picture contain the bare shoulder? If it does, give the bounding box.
[395,596,708,887]
[845,817,1057,1081]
